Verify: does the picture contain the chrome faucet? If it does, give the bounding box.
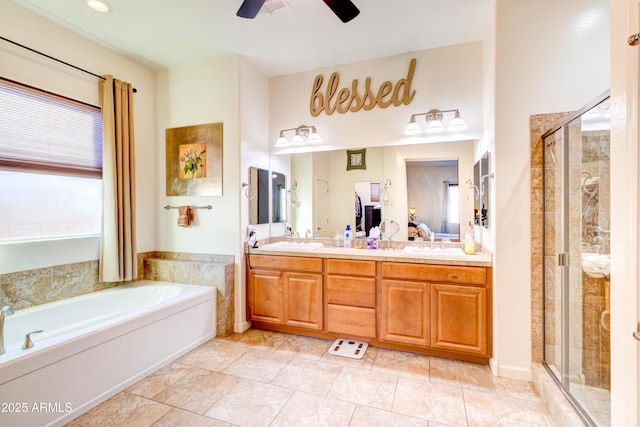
[1,305,14,355]
[293,231,300,243]
[305,229,312,244]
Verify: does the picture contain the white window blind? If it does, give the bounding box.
[0,77,102,240]
[0,78,102,177]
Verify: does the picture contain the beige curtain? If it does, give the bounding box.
[99,75,137,282]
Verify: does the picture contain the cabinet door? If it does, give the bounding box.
[249,269,284,324]
[431,284,487,355]
[284,272,323,330]
[380,279,430,346]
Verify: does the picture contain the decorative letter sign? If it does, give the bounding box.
[310,58,416,117]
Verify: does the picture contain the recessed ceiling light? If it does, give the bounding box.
[87,0,112,13]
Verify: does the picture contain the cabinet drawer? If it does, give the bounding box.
[249,254,322,273]
[327,276,375,307]
[326,259,376,276]
[327,304,376,338]
[380,262,487,285]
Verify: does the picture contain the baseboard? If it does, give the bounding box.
[492,361,532,381]
[235,320,251,333]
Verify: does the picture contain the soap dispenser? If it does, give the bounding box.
[463,232,475,254]
[344,225,352,248]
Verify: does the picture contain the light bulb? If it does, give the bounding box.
[425,118,444,133]
[275,133,289,147]
[87,0,112,12]
[404,117,422,136]
[290,133,305,146]
[448,116,468,132]
[307,131,322,144]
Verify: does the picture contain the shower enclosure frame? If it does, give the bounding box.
[541,90,610,427]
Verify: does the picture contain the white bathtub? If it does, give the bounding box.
[0,280,216,426]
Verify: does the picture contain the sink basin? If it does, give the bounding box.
[259,241,324,252]
[582,253,610,278]
[401,246,466,257]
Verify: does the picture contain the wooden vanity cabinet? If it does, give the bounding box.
[248,253,492,362]
[380,279,430,346]
[326,259,376,338]
[379,262,491,358]
[248,255,323,330]
[431,283,487,355]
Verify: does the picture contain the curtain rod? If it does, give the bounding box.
[0,36,137,93]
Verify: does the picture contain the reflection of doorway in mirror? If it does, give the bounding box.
[315,178,330,237]
[355,181,382,236]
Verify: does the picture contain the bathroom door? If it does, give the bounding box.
[315,178,329,236]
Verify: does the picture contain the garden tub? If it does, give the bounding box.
[0,280,216,426]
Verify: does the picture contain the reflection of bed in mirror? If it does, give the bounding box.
[407,221,459,241]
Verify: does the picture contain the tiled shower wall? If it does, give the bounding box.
[530,111,572,364]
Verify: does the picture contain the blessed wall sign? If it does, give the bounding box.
[309,58,416,117]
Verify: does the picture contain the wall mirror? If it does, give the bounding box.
[406,160,460,241]
[249,166,269,225]
[271,171,286,223]
[278,140,474,241]
[472,151,490,228]
[480,151,490,228]
[249,167,287,225]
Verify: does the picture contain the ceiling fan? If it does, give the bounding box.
[237,0,360,23]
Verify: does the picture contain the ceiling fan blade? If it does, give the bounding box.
[236,0,266,19]
[322,0,360,23]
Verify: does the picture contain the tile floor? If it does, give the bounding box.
[67,329,552,427]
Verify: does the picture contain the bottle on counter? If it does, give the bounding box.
[344,225,352,248]
[463,232,476,254]
[334,230,343,247]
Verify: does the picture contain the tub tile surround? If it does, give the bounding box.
[0,260,122,311]
[67,329,554,427]
[142,251,235,337]
[0,251,235,337]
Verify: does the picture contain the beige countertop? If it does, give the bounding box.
[247,240,492,267]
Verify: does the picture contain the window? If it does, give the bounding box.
[0,78,102,240]
[447,183,459,225]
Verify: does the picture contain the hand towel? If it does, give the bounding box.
[177,206,193,227]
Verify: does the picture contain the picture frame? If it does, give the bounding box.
[166,122,223,196]
[346,148,366,171]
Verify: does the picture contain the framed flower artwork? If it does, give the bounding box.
[166,122,223,196]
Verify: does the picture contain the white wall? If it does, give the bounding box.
[610,0,639,424]
[269,42,484,154]
[493,0,609,379]
[155,58,240,254]
[239,58,270,331]
[0,0,156,273]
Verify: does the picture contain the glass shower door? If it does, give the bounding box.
[543,94,611,427]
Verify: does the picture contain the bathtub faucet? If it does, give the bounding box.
[1,305,14,355]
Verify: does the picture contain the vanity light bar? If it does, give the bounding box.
[404,109,468,135]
